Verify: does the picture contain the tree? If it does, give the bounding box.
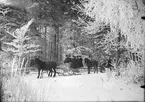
[74,0,145,81]
[0,0,88,64]
[25,0,83,63]
[75,0,145,61]
[2,19,41,76]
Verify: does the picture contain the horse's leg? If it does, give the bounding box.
[48,69,51,77]
[47,70,50,77]
[53,67,56,77]
[50,68,53,77]
[95,66,97,73]
[97,65,98,73]
[95,64,98,73]
[88,66,90,74]
[94,65,96,73]
[48,71,51,77]
[40,69,43,78]
[37,69,40,78]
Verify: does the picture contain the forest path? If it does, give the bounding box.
[23,72,144,101]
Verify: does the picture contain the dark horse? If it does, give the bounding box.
[84,58,98,74]
[32,58,57,78]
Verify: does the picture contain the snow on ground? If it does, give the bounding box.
[23,72,144,101]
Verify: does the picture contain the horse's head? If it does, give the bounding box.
[29,58,36,67]
[29,57,41,65]
[35,57,41,63]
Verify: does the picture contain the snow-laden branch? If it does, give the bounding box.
[23,44,40,49]
[76,46,93,53]
[3,48,18,53]
[16,18,35,37]
[5,31,17,38]
[3,42,21,48]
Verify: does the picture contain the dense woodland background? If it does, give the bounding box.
[0,0,145,101]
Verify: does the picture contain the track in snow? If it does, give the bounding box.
[23,72,144,101]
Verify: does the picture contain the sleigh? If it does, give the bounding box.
[56,63,87,76]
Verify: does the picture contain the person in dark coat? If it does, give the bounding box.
[84,57,92,74]
[64,55,72,64]
[78,56,83,67]
[76,56,80,68]
[71,55,77,68]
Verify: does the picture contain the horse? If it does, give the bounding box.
[140,85,145,89]
[77,56,83,68]
[84,58,99,74]
[31,58,57,78]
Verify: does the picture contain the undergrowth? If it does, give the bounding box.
[1,68,39,102]
[109,60,144,85]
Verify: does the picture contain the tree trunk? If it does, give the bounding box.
[116,30,121,76]
[11,56,17,77]
[44,26,47,61]
[24,57,29,72]
[20,57,25,75]
[0,41,3,51]
[17,56,22,75]
[54,25,59,64]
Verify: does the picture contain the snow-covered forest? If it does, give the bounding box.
[0,0,144,101]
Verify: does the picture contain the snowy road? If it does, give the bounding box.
[23,72,144,101]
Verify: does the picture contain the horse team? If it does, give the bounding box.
[30,55,114,78]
